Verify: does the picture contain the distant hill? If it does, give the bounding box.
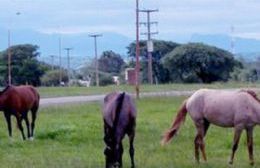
[190,34,260,60]
[0,28,133,68]
[1,29,260,69]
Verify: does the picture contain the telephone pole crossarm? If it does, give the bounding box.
[139,8,159,85]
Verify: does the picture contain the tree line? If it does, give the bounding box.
[0,41,259,86]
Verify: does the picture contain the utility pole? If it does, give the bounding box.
[50,55,55,70]
[89,34,102,87]
[135,0,140,99]
[7,12,21,85]
[140,9,158,84]
[230,25,235,55]
[8,29,11,85]
[64,48,73,86]
[59,36,62,85]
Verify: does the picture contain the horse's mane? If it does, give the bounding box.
[240,89,260,103]
[0,85,11,95]
[112,92,125,134]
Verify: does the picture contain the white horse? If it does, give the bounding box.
[161,89,260,165]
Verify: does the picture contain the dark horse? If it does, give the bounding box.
[103,92,136,168]
[0,85,40,140]
[161,89,260,165]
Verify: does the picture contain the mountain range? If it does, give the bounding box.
[1,28,260,69]
[0,28,133,68]
[190,34,260,60]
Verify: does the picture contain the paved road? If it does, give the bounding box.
[40,88,260,107]
[40,90,195,107]
[40,94,106,107]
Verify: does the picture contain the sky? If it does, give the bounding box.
[0,0,260,42]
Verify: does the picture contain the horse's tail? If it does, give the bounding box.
[112,92,125,134]
[161,99,188,145]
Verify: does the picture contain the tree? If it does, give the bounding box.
[98,50,125,74]
[231,57,260,82]
[127,40,179,83]
[0,44,44,86]
[161,43,241,83]
[78,50,125,86]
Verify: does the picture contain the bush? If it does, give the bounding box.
[41,70,68,86]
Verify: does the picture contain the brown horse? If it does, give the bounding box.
[0,85,40,140]
[103,92,136,168]
[161,89,260,165]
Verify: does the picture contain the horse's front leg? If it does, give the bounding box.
[4,111,12,138]
[246,127,254,165]
[229,126,243,165]
[23,113,31,139]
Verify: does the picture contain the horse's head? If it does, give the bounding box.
[104,128,124,168]
[104,145,115,167]
[104,130,117,167]
[0,85,12,110]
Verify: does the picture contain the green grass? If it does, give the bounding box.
[0,97,259,167]
[38,82,260,98]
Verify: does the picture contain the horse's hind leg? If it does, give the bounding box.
[194,119,207,163]
[200,119,210,162]
[229,126,243,165]
[246,127,254,165]
[16,115,26,140]
[128,131,135,168]
[30,104,39,139]
[24,113,31,139]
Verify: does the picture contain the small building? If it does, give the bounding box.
[125,68,136,85]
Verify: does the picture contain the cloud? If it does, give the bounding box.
[38,24,134,37]
[0,0,260,39]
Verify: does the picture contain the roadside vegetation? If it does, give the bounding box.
[1,41,260,88]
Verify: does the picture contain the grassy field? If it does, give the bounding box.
[37,82,260,98]
[0,97,259,168]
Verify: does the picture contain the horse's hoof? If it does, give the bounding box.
[114,162,120,168]
[229,160,233,165]
[250,161,254,166]
[29,137,34,141]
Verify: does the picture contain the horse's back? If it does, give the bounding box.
[103,92,136,128]
[19,85,39,102]
[8,85,39,110]
[187,89,254,127]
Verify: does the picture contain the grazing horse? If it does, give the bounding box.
[161,89,260,165]
[103,92,136,168]
[0,85,40,140]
